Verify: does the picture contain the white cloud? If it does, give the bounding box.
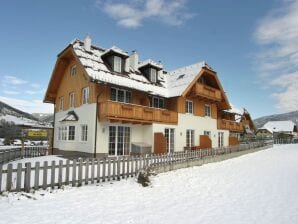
[0,96,53,113]
[2,90,20,95]
[254,0,298,112]
[96,0,195,28]
[3,75,28,85]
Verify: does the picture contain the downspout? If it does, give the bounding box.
[94,83,105,158]
[51,102,56,155]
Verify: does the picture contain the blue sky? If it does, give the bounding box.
[0,0,297,118]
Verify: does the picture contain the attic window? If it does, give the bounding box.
[150,68,157,83]
[177,74,185,80]
[70,65,77,76]
[113,56,122,73]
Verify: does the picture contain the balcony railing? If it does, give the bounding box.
[195,83,222,101]
[218,119,244,132]
[99,101,178,124]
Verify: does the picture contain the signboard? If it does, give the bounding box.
[28,131,48,137]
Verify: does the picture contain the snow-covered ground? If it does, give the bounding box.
[0,144,297,224]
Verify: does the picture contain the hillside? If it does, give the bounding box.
[0,101,52,128]
[254,110,298,128]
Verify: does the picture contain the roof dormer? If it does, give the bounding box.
[138,59,163,83]
[101,46,129,73]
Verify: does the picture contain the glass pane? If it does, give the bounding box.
[111,88,117,101]
[125,91,132,103]
[159,98,164,108]
[153,97,159,108]
[117,126,124,156]
[118,90,125,102]
[109,126,116,155]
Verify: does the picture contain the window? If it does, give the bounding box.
[70,65,77,76]
[58,127,62,140]
[185,100,193,114]
[81,125,88,141]
[186,129,195,147]
[218,132,224,148]
[110,87,131,103]
[113,56,122,73]
[204,131,211,138]
[59,96,64,111]
[108,126,131,156]
[68,126,75,141]
[204,104,211,117]
[69,92,75,108]
[149,96,165,109]
[150,68,157,83]
[82,87,89,104]
[165,128,175,153]
[61,126,67,141]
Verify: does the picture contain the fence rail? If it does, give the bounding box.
[0,147,48,165]
[0,142,270,193]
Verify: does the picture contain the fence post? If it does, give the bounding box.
[65,160,70,186]
[72,159,77,187]
[58,160,63,189]
[34,162,40,191]
[43,161,48,190]
[85,159,89,185]
[24,162,31,193]
[78,159,83,186]
[6,164,13,192]
[51,161,56,189]
[16,163,22,192]
[0,165,2,193]
[91,158,95,184]
[117,157,121,181]
[96,159,101,183]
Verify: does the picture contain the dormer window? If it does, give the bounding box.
[70,65,76,76]
[113,56,122,73]
[150,68,157,83]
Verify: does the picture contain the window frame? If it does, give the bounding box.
[81,124,88,142]
[204,104,211,117]
[59,96,64,111]
[113,55,122,73]
[82,87,89,105]
[186,129,195,147]
[70,65,77,76]
[68,126,75,141]
[110,87,131,103]
[149,96,165,109]
[150,68,157,83]
[185,100,193,114]
[204,131,211,138]
[69,92,75,108]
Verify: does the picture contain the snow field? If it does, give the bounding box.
[0,144,297,224]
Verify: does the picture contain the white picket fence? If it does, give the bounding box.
[0,141,270,193]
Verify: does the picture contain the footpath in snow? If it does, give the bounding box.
[0,144,298,224]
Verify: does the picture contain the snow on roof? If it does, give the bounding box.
[262,121,296,133]
[166,62,206,97]
[138,59,163,70]
[102,46,129,57]
[72,40,213,98]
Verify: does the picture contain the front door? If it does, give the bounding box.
[109,126,131,156]
[165,128,175,153]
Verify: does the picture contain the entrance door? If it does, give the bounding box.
[109,126,131,156]
[165,128,175,153]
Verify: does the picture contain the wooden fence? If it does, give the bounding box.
[274,138,298,144]
[0,141,270,193]
[0,147,48,165]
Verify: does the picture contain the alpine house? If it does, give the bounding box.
[44,36,252,157]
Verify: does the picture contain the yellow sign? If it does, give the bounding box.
[28,131,48,137]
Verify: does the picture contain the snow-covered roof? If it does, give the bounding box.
[138,59,163,70]
[72,40,214,98]
[101,46,129,58]
[0,114,52,128]
[262,121,296,133]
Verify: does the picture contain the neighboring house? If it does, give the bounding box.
[44,36,250,157]
[256,120,298,139]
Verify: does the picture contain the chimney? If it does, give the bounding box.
[129,50,139,71]
[84,35,91,51]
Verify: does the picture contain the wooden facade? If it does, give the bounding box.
[217,119,244,132]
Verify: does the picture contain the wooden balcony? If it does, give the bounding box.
[99,101,178,124]
[218,119,244,132]
[195,83,222,102]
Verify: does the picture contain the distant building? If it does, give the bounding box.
[256,120,298,139]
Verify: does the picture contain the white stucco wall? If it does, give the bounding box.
[54,103,97,154]
[152,114,230,152]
